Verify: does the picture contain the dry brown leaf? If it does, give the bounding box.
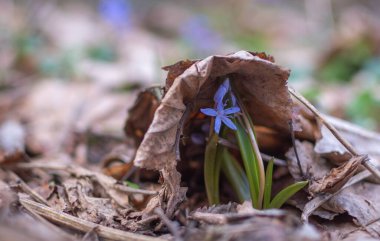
[308,155,363,195]
[63,178,120,227]
[323,182,380,238]
[133,51,293,218]
[286,140,332,181]
[124,87,162,146]
[135,50,292,170]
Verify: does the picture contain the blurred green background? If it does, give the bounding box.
[1,0,380,129]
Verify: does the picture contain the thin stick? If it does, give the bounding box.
[190,209,286,225]
[20,197,167,241]
[154,208,182,241]
[8,171,50,206]
[289,121,304,178]
[289,88,380,181]
[22,199,77,241]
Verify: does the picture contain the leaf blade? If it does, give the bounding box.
[268,181,308,209]
[221,149,250,202]
[263,158,274,209]
[204,133,220,204]
[234,121,260,208]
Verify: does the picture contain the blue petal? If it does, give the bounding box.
[221,117,237,131]
[222,79,230,89]
[200,108,217,116]
[214,85,227,104]
[214,79,230,104]
[214,116,222,134]
[216,99,225,112]
[224,107,240,115]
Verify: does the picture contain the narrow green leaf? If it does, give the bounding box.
[263,158,274,209]
[204,133,220,204]
[221,149,250,202]
[213,142,224,203]
[231,84,265,209]
[268,181,308,209]
[234,121,260,208]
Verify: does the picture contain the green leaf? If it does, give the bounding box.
[234,121,260,208]
[221,149,250,202]
[268,181,308,209]
[231,84,265,209]
[263,158,274,209]
[204,133,220,204]
[124,181,140,189]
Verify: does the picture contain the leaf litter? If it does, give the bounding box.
[1,50,380,241]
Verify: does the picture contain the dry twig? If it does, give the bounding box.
[21,197,77,241]
[20,197,167,241]
[289,88,380,181]
[154,207,182,241]
[7,170,50,206]
[190,209,286,225]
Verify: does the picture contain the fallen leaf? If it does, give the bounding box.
[308,155,363,195]
[124,87,162,146]
[286,140,332,181]
[133,51,293,218]
[323,182,380,238]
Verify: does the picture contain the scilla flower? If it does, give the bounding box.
[201,79,240,134]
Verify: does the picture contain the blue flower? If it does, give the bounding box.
[201,101,240,134]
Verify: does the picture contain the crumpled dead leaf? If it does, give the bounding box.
[287,104,380,237]
[132,51,294,218]
[63,178,120,227]
[135,50,292,170]
[308,155,363,195]
[124,87,162,146]
[323,182,380,238]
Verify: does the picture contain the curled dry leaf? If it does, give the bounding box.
[132,51,294,217]
[288,103,380,237]
[135,50,292,170]
[124,87,163,146]
[308,155,363,195]
[323,182,380,238]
